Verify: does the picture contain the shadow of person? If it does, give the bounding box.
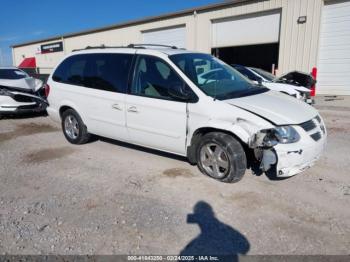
[180,201,250,260]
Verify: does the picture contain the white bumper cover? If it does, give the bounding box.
[274,121,327,177]
[275,136,326,177]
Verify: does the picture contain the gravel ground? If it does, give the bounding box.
[0,101,349,256]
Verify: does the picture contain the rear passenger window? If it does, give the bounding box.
[52,55,87,84]
[52,53,133,93]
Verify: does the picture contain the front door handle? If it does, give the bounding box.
[112,103,122,111]
[127,106,138,113]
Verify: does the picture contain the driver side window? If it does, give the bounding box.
[131,55,187,101]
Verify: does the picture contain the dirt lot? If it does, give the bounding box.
[0,98,349,255]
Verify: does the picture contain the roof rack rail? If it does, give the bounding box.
[72,43,182,52]
[127,43,179,49]
[72,45,128,52]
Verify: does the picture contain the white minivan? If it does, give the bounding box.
[46,45,326,183]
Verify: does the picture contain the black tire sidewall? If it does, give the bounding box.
[196,132,247,183]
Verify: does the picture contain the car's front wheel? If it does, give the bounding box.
[196,132,247,183]
[61,109,91,144]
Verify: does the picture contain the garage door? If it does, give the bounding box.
[212,12,281,48]
[317,0,350,95]
[142,26,186,48]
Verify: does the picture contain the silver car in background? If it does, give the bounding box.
[0,67,48,116]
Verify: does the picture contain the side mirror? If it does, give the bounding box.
[257,78,263,85]
[168,82,192,102]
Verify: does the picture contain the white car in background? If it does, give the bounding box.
[46,45,326,183]
[232,64,313,104]
[0,67,47,116]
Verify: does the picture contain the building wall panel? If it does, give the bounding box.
[13,0,324,77]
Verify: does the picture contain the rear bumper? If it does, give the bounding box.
[46,106,61,122]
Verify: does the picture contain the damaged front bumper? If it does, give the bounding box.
[251,120,327,178]
[256,137,326,178]
[0,87,47,114]
[273,133,326,177]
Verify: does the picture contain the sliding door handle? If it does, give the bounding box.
[112,104,122,111]
[127,106,138,113]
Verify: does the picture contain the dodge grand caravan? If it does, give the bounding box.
[46,45,326,183]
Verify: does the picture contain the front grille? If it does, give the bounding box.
[13,94,34,103]
[310,132,321,141]
[315,115,321,123]
[300,119,317,131]
[299,115,325,142]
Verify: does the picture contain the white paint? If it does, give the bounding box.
[142,26,186,48]
[317,0,350,95]
[244,67,310,101]
[212,12,281,48]
[47,47,326,180]
[0,68,45,113]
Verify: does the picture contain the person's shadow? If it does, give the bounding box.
[180,201,250,261]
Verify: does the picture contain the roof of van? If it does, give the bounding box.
[71,46,201,56]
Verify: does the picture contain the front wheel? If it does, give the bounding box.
[196,132,247,183]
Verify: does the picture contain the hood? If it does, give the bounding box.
[225,90,317,125]
[263,82,310,94]
[0,77,43,92]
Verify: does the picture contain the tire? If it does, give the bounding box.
[61,109,91,144]
[196,132,247,183]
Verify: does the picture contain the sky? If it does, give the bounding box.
[0,0,223,66]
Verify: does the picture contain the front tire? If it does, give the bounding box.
[61,109,90,144]
[196,132,247,183]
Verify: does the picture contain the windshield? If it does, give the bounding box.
[232,65,262,82]
[250,67,276,82]
[0,69,28,80]
[169,53,268,100]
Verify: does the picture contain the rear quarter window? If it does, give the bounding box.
[52,53,133,93]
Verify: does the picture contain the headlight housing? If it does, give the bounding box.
[255,126,300,147]
[273,126,300,144]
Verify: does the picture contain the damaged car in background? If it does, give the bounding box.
[0,67,48,116]
[232,64,315,105]
[47,47,326,183]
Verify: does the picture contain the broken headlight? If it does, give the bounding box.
[255,126,300,147]
[273,126,300,144]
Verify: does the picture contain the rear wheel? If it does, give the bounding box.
[196,132,247,183]
[61,109,90,144]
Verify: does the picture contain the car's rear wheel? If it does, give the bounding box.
[196,132,247,183]
[61,109,90,144]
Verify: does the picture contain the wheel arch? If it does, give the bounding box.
[58,101,86,122]
[186,125,250,165]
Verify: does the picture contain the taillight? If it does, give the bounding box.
[310,67,317,97]
[44,84,50,97]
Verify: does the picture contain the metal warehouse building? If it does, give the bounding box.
[12,0,350,95]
